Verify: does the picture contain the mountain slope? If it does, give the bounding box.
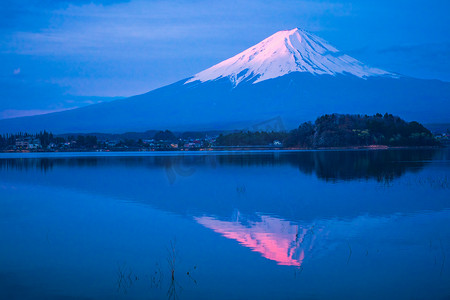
[0,29,448,134]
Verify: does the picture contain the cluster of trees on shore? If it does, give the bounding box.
[1,131,60,149]
[0,129,205,151]
[0,131,98,150]
[0,113,440,150]
[216,113,439,147]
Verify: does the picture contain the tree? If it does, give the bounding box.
[154,130,176,141]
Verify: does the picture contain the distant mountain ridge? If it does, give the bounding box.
[0,28,448,134]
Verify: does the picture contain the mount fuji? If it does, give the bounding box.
[0,28,449,134]
[186,28,394,85]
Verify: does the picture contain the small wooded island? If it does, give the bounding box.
[0,113,446,152]
[216,113,440,148]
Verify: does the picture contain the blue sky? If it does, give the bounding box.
[1,0,449,118]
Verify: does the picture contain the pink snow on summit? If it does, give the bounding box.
[186,28,393,86]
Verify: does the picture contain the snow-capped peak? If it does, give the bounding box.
[185,28,394,86]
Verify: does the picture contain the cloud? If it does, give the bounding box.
[13,68,20,75]
[0,108,73,119]
[377,43,450,73]
[345,42,450,81]
[2,0,353,58]
[378,43,450,57]
[0,76,122,117]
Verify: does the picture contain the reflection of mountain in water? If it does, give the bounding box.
[0,149,448,223]
[1,150,449,267]
[0,149,443,182]
[196,213,318,266]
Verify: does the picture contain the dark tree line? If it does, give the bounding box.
[0,131,59,149]
[153,130,177,141]
[216,113,439,147]
[1,113,439,150]
[0,131,98,150]
[215,131,288,146]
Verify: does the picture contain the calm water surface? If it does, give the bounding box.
[0,149,449,299]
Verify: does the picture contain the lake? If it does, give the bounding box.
[0,149,449,299]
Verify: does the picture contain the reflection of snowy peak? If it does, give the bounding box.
[195,214,320,266]
[186,28,394,86]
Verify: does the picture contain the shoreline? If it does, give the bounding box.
[0,145,443,155]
